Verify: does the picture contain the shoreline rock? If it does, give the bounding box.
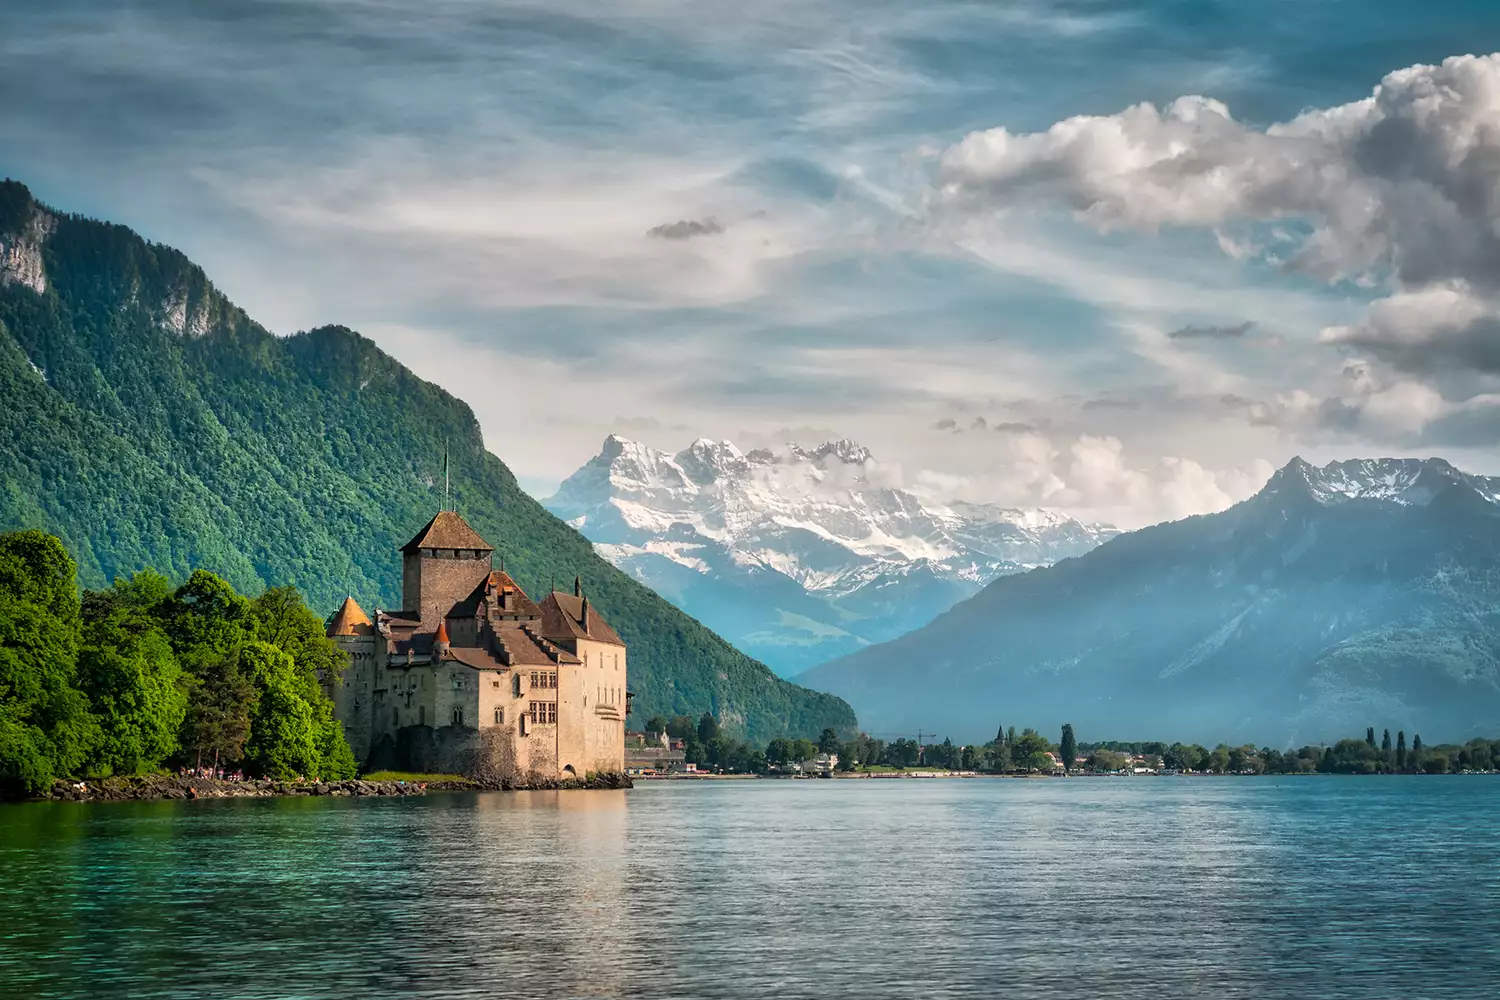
[31,771,631,803]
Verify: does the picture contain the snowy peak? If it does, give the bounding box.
[674,438,749,485]
[1263,457,1500,508]
[544,433,1123,674]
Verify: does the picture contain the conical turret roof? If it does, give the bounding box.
[327,596,373,636]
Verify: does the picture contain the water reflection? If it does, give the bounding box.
[1,779,1498,998]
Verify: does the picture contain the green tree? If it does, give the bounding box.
[696,711,721,745]
[1366,726,1377,749]
[76,585,187,775]
[1209,745,1231,774]
[0,531,97,796]
[179,649,256,769]
[159,570,256,659]
[1011,729,1052,771]
[1396,730,1407,770]
[644,715,668,736]
[818,727,840,755]
[252,586,346,688]
[1059,723,1077,771]
[789,738,817,764]
[240,642,321,779]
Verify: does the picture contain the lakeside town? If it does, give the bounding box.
[625,719,1500,779]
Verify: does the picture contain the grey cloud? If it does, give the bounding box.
[992,421,1037,433]
[1168,320,1255,340]
[933,418,958,430]
[647,217,725,240]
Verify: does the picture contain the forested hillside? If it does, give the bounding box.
[0,179,854,743]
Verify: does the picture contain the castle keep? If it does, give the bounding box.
[325,511,628,779]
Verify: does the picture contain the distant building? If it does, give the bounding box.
[325,510,628,779]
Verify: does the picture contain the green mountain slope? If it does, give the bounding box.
[0,179,855,743]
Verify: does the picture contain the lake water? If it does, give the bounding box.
[2,777,1498,999]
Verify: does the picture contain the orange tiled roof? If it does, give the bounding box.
[326,596,373,637]
[400,510,493,553]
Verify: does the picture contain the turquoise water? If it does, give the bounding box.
[1,777,1497,999]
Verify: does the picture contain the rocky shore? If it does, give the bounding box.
[38,771,632,803]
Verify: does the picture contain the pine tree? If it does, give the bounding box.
[1397,730,1407,770]
[1381,729,1391,752]
[1060,723,1077,772]
[1366,726,1376,748]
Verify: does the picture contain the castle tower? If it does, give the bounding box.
[400,510,495,628]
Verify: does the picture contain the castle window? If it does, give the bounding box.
[512,674,521,697]
[452,707,464,726]
[528,701,557,725]
[495,708,503,724]
[492,680,500,689]
[452,676,463,690]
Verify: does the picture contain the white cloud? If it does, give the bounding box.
[931,52,1500,442]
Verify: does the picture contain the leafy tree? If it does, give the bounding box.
[1396,730,1407,770]
[818,727,840,755]
[765,738,791,767]
[1088,748,1127,772]
[240,642,321,779]
[0,531,97,796]
[1209,745,1231,774]
[644,715,668,736]
[696,711,721,746]
[666,715,696,740]
[1059,723,1077,771]
[251,586,346,688]
[1366,726,1377,749]
[76,585,187,775]
[1011,729,1052,771]
[179,649,256,768]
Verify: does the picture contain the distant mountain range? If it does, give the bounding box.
[546,434,1119,675]
[0,178,854,742]
[797,456,1500,746]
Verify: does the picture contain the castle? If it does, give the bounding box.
[324,510,628,779]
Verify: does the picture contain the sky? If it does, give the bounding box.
[6,1,1500,527]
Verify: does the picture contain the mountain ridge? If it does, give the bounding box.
[796,455,1500,746]
[0,178,855,742]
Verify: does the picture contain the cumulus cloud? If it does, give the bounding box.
[913,430,1273,527]
[933,52,1500,441]
[1168,320,1255,340]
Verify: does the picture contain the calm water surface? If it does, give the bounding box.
[1,777,1497,999]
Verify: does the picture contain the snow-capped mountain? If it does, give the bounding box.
[545,435,1120,675]
[798,455,1500,746]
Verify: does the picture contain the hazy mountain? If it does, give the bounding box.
[796,456,1500,746]
[546,434,1119,675]
[0,178,854,742]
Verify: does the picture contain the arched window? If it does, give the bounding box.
[452,707,464,726]
[495,707,503,724]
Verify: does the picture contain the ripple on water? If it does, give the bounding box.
[1,778,1498,999]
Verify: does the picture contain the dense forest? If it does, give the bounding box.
[0,530,356,798]
[0,179,855,743]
